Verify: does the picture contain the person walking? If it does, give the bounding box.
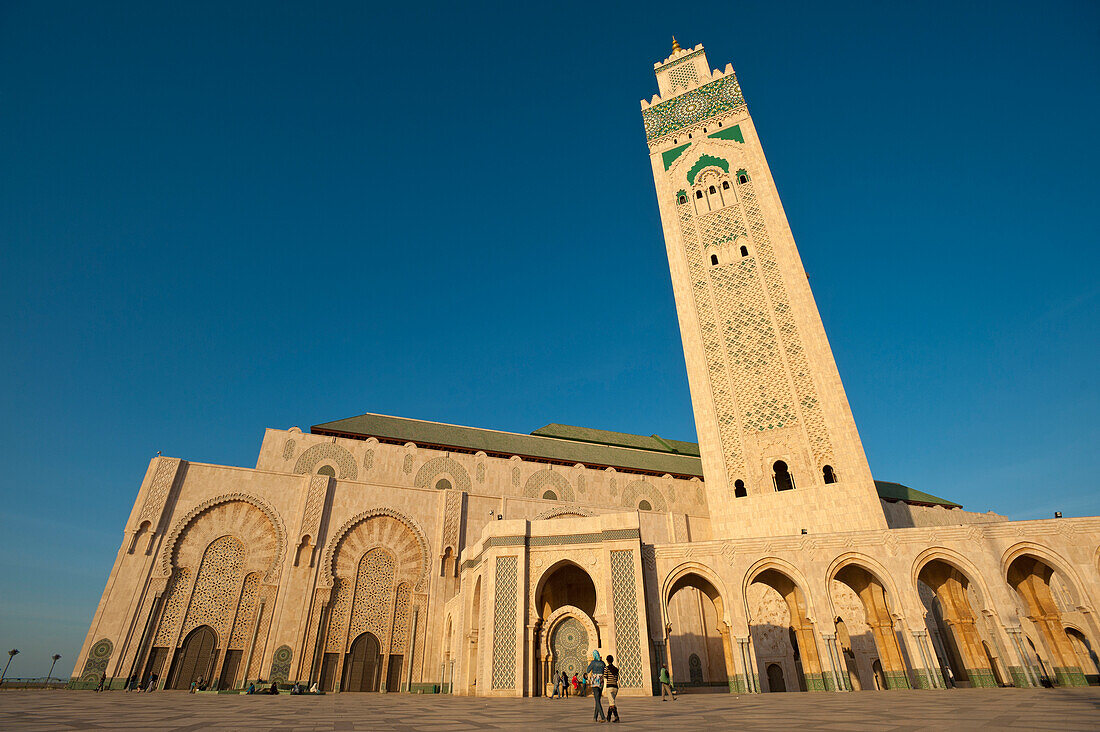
[659,665,676,701]
[551,671,562,698]
[585,651,606,723]
[604,655,620,723]
[560,671,569,698]
[95,672,106,692]
[126,673,138,692]
[147,672,158,692]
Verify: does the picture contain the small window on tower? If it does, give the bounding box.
[687,133,692,139]
[738,174,749,184]
[822,465,837,484]
[696,190,703,199]
[773,461,795,491]
[708,186,716,194]
[740,245,749,257]
[678,195,687,204]
[722,181,730,190]
[710,254,719,265]
[734,480,747,498]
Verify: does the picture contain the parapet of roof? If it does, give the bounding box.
[312,412,963,507]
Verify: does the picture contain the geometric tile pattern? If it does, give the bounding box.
[78,639,112,683]
[643,76,746,142]
[491,556,518,689]
[609,550,643,687]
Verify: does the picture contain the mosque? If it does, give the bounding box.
[72,40,1100,695]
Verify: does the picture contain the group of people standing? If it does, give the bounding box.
[548,651,621,723]
[93,671,158,692]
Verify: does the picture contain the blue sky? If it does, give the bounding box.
[1,1,1097,676]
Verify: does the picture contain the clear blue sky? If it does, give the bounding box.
[1,1,1097,677]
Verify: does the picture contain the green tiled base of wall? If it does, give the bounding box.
[408,683,442,693]
[885,670,911,689]
[804,673,826,692]
[727,674,748,693]
[1054,666,1088,687]
[966,668,998,688]
[1008,666,1029,688]
[912,669,933,689]
[823,672,836,692]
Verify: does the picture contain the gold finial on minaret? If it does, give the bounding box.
[671,36,682,53]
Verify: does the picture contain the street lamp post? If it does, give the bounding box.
[2,649,19,681]
[48,654,62,683]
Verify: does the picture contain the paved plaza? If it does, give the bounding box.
[1,688,1099,731]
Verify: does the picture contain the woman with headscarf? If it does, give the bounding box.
[585,651,606,723]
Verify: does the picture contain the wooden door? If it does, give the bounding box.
[386,655,403,692]
[344,633,382,692]
[219,650,242,690]
[174,626,217,689]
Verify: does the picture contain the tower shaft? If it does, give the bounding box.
[643,43,886,539]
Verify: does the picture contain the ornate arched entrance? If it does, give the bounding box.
[169,625,217,689]
[916,557,995,687]
[747,565,825,692]
[537,605,599,696]
[830,559,910,689]
[664,566,734,693]
[1006,552,1090,686]
[343,632,383,692]
[550,617,589,678]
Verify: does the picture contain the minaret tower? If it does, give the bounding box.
[642,41,887,539]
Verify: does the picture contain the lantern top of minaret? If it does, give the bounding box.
[652,40,715,97]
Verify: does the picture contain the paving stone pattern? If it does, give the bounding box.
[1,688,1099,731]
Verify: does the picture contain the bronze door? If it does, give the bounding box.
[343,633,382,692]
[172,626,217,689]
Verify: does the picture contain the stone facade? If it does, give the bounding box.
[72,40,1100,695]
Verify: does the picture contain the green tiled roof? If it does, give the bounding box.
[873,480,961,508]
[530,424,700,457]
[312,413,704,477]
[311,413,962,507]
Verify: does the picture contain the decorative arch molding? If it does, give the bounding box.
[414,456,471,491]
[661,560,733,628]
[293,442,358,480]
[159,493,287,584]
[532,506,596,521]
[742,557,818,621]
[320,506,432,592]
[825,552,906,618]
[540,604,600,658]
[524,469,575,501]
[1000,541,1093,610]
[532,558,599,612]
[910,547,998,613]
[621,480,667,513]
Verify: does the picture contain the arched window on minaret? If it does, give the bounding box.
[740,245,749,257]
[710,254,719,266]
[773,461,795,491]
[734,480,747,498]
[822,465,837,484]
